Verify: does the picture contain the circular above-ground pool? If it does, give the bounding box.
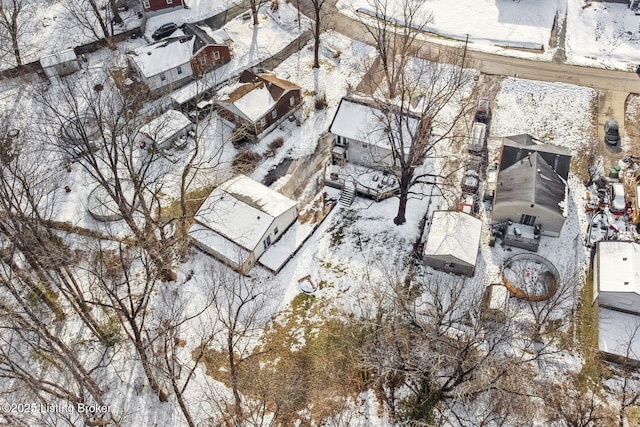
[502,253,560,301]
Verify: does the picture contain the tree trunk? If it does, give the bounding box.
[10,9,22,67]
[251,1,259,26]
[87,0,110,39]
[228,331,243,424]
[394,171,411,225]
[312,7,321,68]
[110,0,123,24]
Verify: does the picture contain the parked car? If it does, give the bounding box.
[152,23,179,40]
[610,182,626,214]
[636,64,640,77]
[475,98,491,123]
[604,119,620,145]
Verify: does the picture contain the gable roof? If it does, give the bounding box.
[329,97,422,151]
[500,134,572,180]
[193,175,297,251]
[596,241,640,296]
[423,211,482,267]
[495,152,566,213]
[128,31,195,78]
[218,71,300,122]
[138,110,192,145]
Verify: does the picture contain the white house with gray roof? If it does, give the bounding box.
[189,175,297,274]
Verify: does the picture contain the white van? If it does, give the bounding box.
[469,122,486,153]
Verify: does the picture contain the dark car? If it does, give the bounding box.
[475,98,491,123]
[604,119,620,145]
[152,23,179,40]
[636,64,640,77]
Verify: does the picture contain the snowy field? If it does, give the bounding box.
[338,0,561,50]
[566,0,640,70]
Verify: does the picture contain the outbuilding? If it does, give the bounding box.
[189,175,298,274]
[40,49,81,80]
[423,211,482,277]
[593,241,640,314]
[138,110,193,149]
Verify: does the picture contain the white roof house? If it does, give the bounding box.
[329,98,420,151]
[189,175,298,273]
[138,110,193,149]
[594,241,640,314]
[128,30,194,79]
[423,211,483,277]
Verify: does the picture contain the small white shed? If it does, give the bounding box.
[423,211,482,277]
[594,241,640,314]
[40,49,81,79]
[138,110,193,149]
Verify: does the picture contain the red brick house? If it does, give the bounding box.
[140,0,185,16]
[216,69,303,142]
[128,24,231,93]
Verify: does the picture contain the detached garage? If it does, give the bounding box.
[189,175,298,274]
[423,211,482,277]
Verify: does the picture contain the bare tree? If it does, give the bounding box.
[248,0,269,26]
[357,0,432,99]
[206,266,273,426]
[309,0,328,69]
[364,51,474,224]
[0,0,31,67]
[63,0,112,43]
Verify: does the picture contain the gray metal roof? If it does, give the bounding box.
[500,134,572,180]
[495,152,566,213]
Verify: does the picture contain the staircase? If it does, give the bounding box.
[338,182,356,206]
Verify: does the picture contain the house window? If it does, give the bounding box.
[361,154,369,162]
[214,51,220,60]
[289,96,295,106]
[177,65,182,75]
[143,0,150,8]
[160,73,166,81]
[520,214,536,226]
[166,0,173,4]
[362,142,369,148]
[271,110,277,120]
[199,56,207,65]
[263,235,272,249]
[446,262,456,268]
[259,117,267,128]
[274,227,279,235]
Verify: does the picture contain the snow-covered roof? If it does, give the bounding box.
[138,110,192,145]
[598,307,640,362]
[423,211,482,267]
[40,49,78,68]
[329,98,420,151]
[596,241,640,295]
[193,175,297,252]
[128,31,194,78]
[232,84,275,121]
[189,222,250,263]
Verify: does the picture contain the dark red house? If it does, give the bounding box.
[216,69,303,141]
[140,0,185,16]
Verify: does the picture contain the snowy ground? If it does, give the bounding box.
[144,0,240,36]
[0,0,142,70]
[338,0,640,70]
[566,0,640,70]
